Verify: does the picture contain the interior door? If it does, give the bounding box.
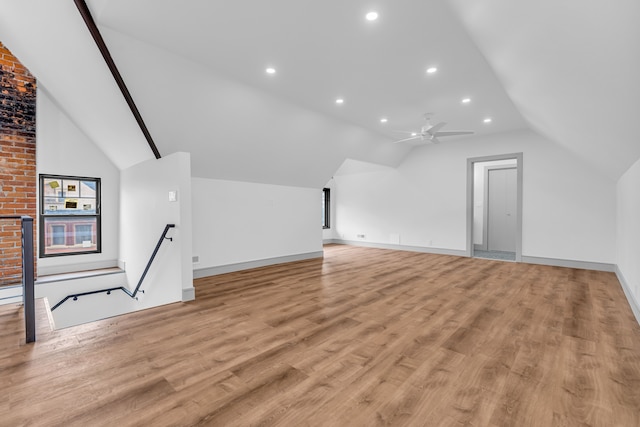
[487,167,517,252]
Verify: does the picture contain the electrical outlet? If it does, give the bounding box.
[357,234,366,239]
[192,255,199,264]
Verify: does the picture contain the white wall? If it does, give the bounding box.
[334,129,616,264]
[192,178,322,273]
[36,87,121,275]
[120,152,193,305]
[617,157,640,321]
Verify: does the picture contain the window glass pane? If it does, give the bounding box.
[64,180,80,197]
[74,224,93,246]
[43,178,62,197]
[43,197,64,214]
[79,180,97,214]
[43,217,98,256]
[52,225,65,245]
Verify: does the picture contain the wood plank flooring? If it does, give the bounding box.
[1,244,639,426]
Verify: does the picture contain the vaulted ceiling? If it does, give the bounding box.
[1,0,638,187]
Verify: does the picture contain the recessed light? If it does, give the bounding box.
[411,132,417,136]
[265,67,276,74]
[380,118,388,123]
[426,67,437,74]
[366,11,379,21]
[462,98,471,104]
[483,118,492,123]
[335,98,344,104]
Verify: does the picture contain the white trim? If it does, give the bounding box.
[615,265,640,326]
[43,297,56,330]
[182,287,195,301]
[193,251,324,278]
[328,241,615,273]
[38,259,119,276]
[521,255,615,272]
[328,240,467,257]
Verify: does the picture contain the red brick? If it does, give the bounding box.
[0,41,37,285]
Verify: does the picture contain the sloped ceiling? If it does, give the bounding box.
[1,1,638,185]
[0,0,153,170]
[449,0,640,180]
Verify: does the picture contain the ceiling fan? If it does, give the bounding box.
[393,113,474,144]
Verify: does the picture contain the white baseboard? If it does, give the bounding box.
[521,256,615,272]
[615,266,640,326]
[38,259,119,277]
[182,287,195,301]
[326,239,467,257]
[328,241,617,273]
[193,251,324,279]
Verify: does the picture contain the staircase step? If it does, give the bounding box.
[0,284,23,306]
[36,267,124,285]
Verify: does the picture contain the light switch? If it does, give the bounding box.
[168,191,177,202]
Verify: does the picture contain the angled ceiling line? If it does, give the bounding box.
[73,0,161,160]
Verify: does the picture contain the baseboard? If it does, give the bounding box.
[328,239,467,257]
[38,259,119,277]
[193,251,324,278]
[615,266,640,326]
[521,256,615,272]
[182,287,195,302]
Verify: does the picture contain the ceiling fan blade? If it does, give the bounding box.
[433,130,474,137]
[427,122,447,135]
[391,129,418,135]
[393,136,421,144]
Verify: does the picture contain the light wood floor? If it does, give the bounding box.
[1,244,640,426]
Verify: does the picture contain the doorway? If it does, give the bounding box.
[466,153,522,262]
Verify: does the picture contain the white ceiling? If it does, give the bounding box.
[449,0,640,180]
[94,0,527,139]
[1,0,638,185]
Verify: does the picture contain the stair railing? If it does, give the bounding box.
[51,224,175,311]
[0,215,35,343]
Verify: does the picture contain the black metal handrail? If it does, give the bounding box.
[51,224,175,311]
[0,215,35,343]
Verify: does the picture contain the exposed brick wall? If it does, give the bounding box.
[0,41,36,286]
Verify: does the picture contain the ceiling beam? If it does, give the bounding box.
[73,0,161,159]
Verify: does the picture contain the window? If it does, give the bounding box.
[322,188,330,229]
[39,174,101,257]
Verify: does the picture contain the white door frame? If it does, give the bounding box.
[466,153,523,261]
